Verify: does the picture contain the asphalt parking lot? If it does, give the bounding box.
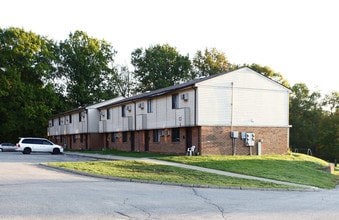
[1,152,339,220]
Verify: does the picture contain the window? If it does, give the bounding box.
[122,105,126,117]
[122,132,128,142]
[107,109,111,119]
[73,135,76,143]
[172,94,179,109]
[69,115,72,123]
[80,134,84,143]
[79,112,82,122]
[59,118,61,125]
[171,128,180,142]
[153,130,161,142]
[111,133,115,142]
[147,99,153,113]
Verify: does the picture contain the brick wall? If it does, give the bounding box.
[102,127,200,155]
[200,126,289,155]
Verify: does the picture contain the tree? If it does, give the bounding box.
[289,83,323,153]
[131,44,192,93]
[0,27,64,142]
[322,91,339,113]
[316,92,339,160]
[58,30,118,107]
[244,63,290,88]
[112,65,136,98]
[192,47,232,78]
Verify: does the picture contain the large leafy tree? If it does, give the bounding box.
[289,83,323,154]
[58,31,118,107]
[192,47,232,78]
[0,27,64,142]
[316,92,339,160]
[131,44,192,93]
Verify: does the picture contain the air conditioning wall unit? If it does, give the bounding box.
[126,105,132,111]
[164,130,170,136]
[181,93,189,101]
[138,102,145,109]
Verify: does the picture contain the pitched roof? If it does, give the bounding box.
[99,68,227,108]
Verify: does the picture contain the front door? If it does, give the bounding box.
[186,127,192,148]
[145,130,149,152]
[130,132,135,151]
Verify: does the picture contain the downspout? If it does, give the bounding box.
[230,82,236,156]
[230,82,234,130]
[193,86,200,155]
[132,100,137,152]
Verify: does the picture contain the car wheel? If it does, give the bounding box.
[23,148,31,154]
[0,148,3,152]
[52,148,60,154]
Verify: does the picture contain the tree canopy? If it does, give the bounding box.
[58,30,119,106]
[192,47,233,78]
[244,63,290,88]
[131,44,191,93]
[0,27,65,142]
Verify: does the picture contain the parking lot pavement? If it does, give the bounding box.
[1,152,339,220]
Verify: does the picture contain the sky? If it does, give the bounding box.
[1,0,338,95]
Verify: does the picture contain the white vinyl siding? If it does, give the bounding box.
[232,88,289,126]
[197,85,232,126]
[196,68,290,127]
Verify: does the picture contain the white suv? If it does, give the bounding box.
[16,137,64,155]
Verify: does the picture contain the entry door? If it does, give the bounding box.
[145,131,149,152]
[186,127,192,148]
[130,132,135,151]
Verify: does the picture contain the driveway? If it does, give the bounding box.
[1,152,339,220]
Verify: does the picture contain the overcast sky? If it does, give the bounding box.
[1,0,338,95]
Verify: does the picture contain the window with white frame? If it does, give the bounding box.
[107,109,111,119]
[153,130,161,142]
[111,132,115,142]
[122,105,126,117]
[172,94,179,109]
[147,99,153,113]
[171,128,180,142]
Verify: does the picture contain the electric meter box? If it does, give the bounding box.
[230,131,239,138]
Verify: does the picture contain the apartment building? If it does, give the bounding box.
[48,67,291,155]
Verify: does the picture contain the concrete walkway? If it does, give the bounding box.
[64,152,319,191]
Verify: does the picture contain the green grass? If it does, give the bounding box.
[157,153,338,189]
[48,160,296,189]
[54,151,338,189]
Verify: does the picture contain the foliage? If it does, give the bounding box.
[58,30,119,106]
[244,63,290,88]
[131,44,191,93]
[0,27,65,142]
[112,65,136,97]
[192,47,232,78]
[289,83,338,160]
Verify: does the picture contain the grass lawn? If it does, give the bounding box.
[48,160,294,189]
[50,151,338,189]
[158,153,338,189]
